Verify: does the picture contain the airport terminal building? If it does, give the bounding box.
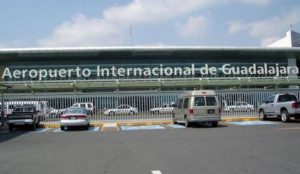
[1,30,300,122]
[1,30,300,93]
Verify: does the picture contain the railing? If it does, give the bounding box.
[1,89,300,123]
[1,77,300,92]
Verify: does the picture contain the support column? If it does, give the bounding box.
[0,65,4,82]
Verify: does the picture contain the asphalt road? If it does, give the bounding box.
[1,121,300,174]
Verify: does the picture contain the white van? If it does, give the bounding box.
[71,102,94,115]
[173,90,221,127]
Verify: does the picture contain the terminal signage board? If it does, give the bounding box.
[1,63,299,81]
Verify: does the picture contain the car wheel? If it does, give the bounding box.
[172,114,177,124]
[86,123,90,130]
[230,108,234,112]
[8,124,14,132]
[31,123,36,131]
[60,126,64,131]
[211,122,218,127]
[281,110,290,123]
[259,110,266,120]
[184,117,191,128]
[154,110,160,115]
[129,111,134,115]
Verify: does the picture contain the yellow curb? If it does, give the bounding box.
[40,120,174,128]
[40,118,259,128]
[221,117,259,122]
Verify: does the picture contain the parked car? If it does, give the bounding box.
[1,101,50,118]
[258,94,300,122]
[71,102,94,115]
[104,105,138,116]
[150,103,176,114]
[7,104,41,131]
[223,102,255,112]
[60,107,90,130]
[50,107,65,118]
[173,90,221,127]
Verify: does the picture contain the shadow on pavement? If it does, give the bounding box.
[177,122,228,129]
[265,117,300,123]
[0,125,30,143]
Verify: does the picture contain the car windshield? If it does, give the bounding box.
[64,108,86,114]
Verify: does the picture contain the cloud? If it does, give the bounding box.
[39,0,272,47]
[178,15,209,38]
[39,0,218,47]
[228,7,300,46]
[235,0,271,6]
[0,41,28,48]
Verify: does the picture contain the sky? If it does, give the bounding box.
[0,0,300,48]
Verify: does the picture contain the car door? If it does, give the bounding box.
[161,104,167,114]
[124,105,131,114]
[175,98,183,120]
[116,105,123,114]
[165,104,173,114]
[265,95,275,114]
[240,102,247,111]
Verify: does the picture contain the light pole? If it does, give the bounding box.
[0,84,12,128]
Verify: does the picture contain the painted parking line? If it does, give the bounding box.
[227,121,278,126]
[88,127,100,132]
[35,128,52,133]
[121,125,165,131]
[152,170,162,174]
[51,127,100,132]
[167,124,186,129]
[53,128,63,133]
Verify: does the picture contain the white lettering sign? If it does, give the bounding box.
[1,63,299,81]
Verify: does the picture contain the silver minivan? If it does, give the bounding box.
[173,90,221,127]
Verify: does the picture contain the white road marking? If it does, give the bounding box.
[121,125,165,131]
[167,124,186,129]
[53,128,63,133]
[152,170,162,174]
[88,127,100,132]
[35,128,51,133]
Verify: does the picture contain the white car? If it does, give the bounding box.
[50,107,65,118]
[150,104,176,114]
[224,102,254,112]
[60,107,90,130]
[104,105,138,116]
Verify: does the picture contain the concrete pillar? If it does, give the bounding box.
[0,66,4,82]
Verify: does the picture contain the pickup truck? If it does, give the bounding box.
[7,105,41,131]
[258,94,300,122]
